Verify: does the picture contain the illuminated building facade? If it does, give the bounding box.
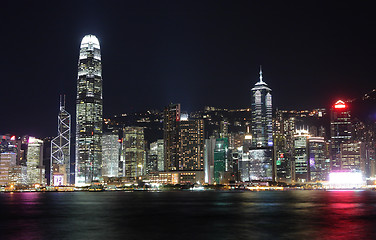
[51,96,71,186]
[164,103,181,171]
[148,139,164,172]
[293,129,310,182]
[251,67,273,148]
[27,137,45,185]
[330,100,352,170]
[308,137,329,181]
[214,138,228,184]
[75,35,103,185]
[0,153,16,186]
[102,133,120,177]
[123,127,145,179]
[179,119,204,170]
[204,137,216,184]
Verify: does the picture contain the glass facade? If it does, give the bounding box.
[51,96,71,185]
[251,67,273,148]
[75,35,103,185]
[102,133,120,177]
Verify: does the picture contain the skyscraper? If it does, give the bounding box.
[330,100,352,170]
[123,127,145,179]
[51,95,71,186]
[102,133,120,177]
[164,103,181,171]
[75,35,103,186]
[251,66,273,148]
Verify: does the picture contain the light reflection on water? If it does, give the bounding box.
[1,191,376,240]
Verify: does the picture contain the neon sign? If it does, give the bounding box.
[334,100,346,109]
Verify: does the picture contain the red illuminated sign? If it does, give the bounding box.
[334,100,347,109]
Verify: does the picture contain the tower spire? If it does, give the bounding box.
[259,65,264,83]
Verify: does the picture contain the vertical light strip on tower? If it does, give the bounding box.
[51,95,71,186]
[75,35,103,186]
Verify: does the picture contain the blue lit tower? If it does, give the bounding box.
[75,35,103,185]
[251,66,273,148]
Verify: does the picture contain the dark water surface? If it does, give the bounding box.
[1,190,376,240]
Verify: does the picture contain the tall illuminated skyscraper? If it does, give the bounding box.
[251,66,273,148]
[75,35,103,185]
[51,95,71,186]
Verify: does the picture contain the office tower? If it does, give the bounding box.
[26,137,45,185]
[204,136,216,184]
[102,133,120,177]
[51,96,71,186]
[149,139,164,172]
[330,100,352,170]
[214,138,228,184]
[308,137,328,181]
[179,118,204,170]
[0,152,16,186]
[164,103,181,171]
[123,127,145,179]
[340,142,363,171]
[293,129,310,182]
[76,34,103,185]
[251,66,273,148]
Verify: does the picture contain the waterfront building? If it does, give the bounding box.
[123,127,145,179]
[340,142,363,171]
[75,34,103,185]
[26,137,45,185]
[204,136,216,184]
[251,66,273,148]
[330,100,352,170]
[51,96,71,186]
[179,118,204,170]
[102,133,120,177]
[148,139,164,173]
[164,103,181,171]
[214,138,228,184]
[293,128,310,182]
[0,153,16,186]
[308,137,329,181]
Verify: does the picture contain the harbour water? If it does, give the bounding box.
[1,190,376,240]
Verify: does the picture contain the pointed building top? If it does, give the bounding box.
[259,65,264,83]
[59,95,66,110]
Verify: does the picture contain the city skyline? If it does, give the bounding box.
[1,1,375,137]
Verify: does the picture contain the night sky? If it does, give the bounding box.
[1,1,375,137]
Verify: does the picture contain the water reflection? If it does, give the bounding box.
[0,191,376,240]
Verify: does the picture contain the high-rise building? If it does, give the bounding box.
[123,127,145,179]
[179,118,204,170]
[308,136,329,181]
[164,103,181,171]
[293,128,310,182]
[214,138,228,184]
[26,137,45,185]
[102,133,120,177]
[148,139,164,172]
[51,96,71,186]
[251,66,273,148]
[75,34,103,186]
[330,100,352,170]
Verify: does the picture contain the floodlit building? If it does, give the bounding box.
[214,138,228,184]
[0,153,17,186]
[330,100,352,170]
[51,96,71,186]
[76,34,103,185]
[179,118,204,170]
[293,128,310,182]
[27,137,45,185]
[308,137,329,181]
[251,66,273,148]
[123,127,145,179]
[102,133,120,177]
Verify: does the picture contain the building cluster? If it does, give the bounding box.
[0,34,375,189]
